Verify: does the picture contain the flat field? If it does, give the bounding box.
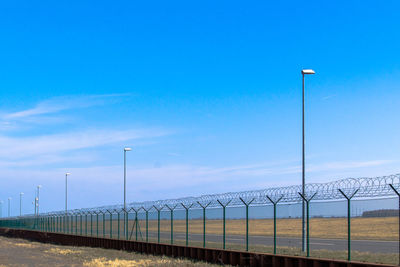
[64,216,398,241]
[142,217,398,240]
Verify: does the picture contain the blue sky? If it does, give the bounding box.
[0,0,400,215]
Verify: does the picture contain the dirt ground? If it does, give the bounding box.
[0,236,224,267]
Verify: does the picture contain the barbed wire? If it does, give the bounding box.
[40,173,400,216]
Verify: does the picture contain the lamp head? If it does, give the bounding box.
[66,172,71,176]
[301,69,315,75]
[124,147,132,151]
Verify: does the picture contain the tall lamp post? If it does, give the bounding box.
[65,172,71,214]
[124,147,132,239]
[301,69,316,252]
[8,197,11,217]
[20,192,24,216]
[37,185,42,214]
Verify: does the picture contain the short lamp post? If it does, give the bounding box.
[65,172,71,214]
[37,185,42,214]
[124,147,132,239]
[20,192,24,216]
[8,197,11,217]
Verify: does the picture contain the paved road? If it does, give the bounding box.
[142,232,398,253]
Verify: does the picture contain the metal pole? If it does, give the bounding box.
[135,210,138,241]
[8,198,11,217]
[65,174,69,214]
[91,213,93,236]
[338,189,358,262]
[20,193,23,216]
[117,211,120,239]
[157,209,160,243]
[109,212,112,239]
[239,198,254,251]
[246,205,249,251]
[299,192,317,257]
[168,206,174,244]
[186,208,189,246]
[124,150,127,239]
[103,213,106,238]
[302,73,306,252]
[389,184,400,266]
[273,203,277,253]
[347,198,351,261]
[145,210,148,242]
[96,213,99,237]
[37,187,40,214]
[203,208,206,247]
[217,199,231,250]
[125,209,129,240]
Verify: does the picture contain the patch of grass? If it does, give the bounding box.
[45,247,82,255]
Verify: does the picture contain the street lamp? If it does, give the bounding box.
[301,68,315,252]
[0,201,3,218]
[8,197,11,217]
[124,147,132,239]
[65,172,71,214]
[37,185,42,214]
[20,192,24,216]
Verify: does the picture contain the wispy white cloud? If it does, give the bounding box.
[321,94,336,100]
[2,94,129,120]
[0,128,170,161]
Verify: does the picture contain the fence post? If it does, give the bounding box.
[102,212,106,238]
[153,205,162,243]
[85,213,88,236]
[142,207,150,242]
[117,210,121,239]
[181,203,193,247]
[166,205,177,245]
[80,213,82,235]
[217,199,231,250]
[74,213,77,235]
[129,208,139,241]
[107,210,113,239]
[298,192,317,257]
[96,212,99,237]
[90,212,93,236]
[389,184,400,266]
[124,208,128,240]
[266,195,283,254]
[239,197,255,251]
[197,201,211,248]
[338,189,359,261]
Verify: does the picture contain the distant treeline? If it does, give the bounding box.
[362,209,398,217]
